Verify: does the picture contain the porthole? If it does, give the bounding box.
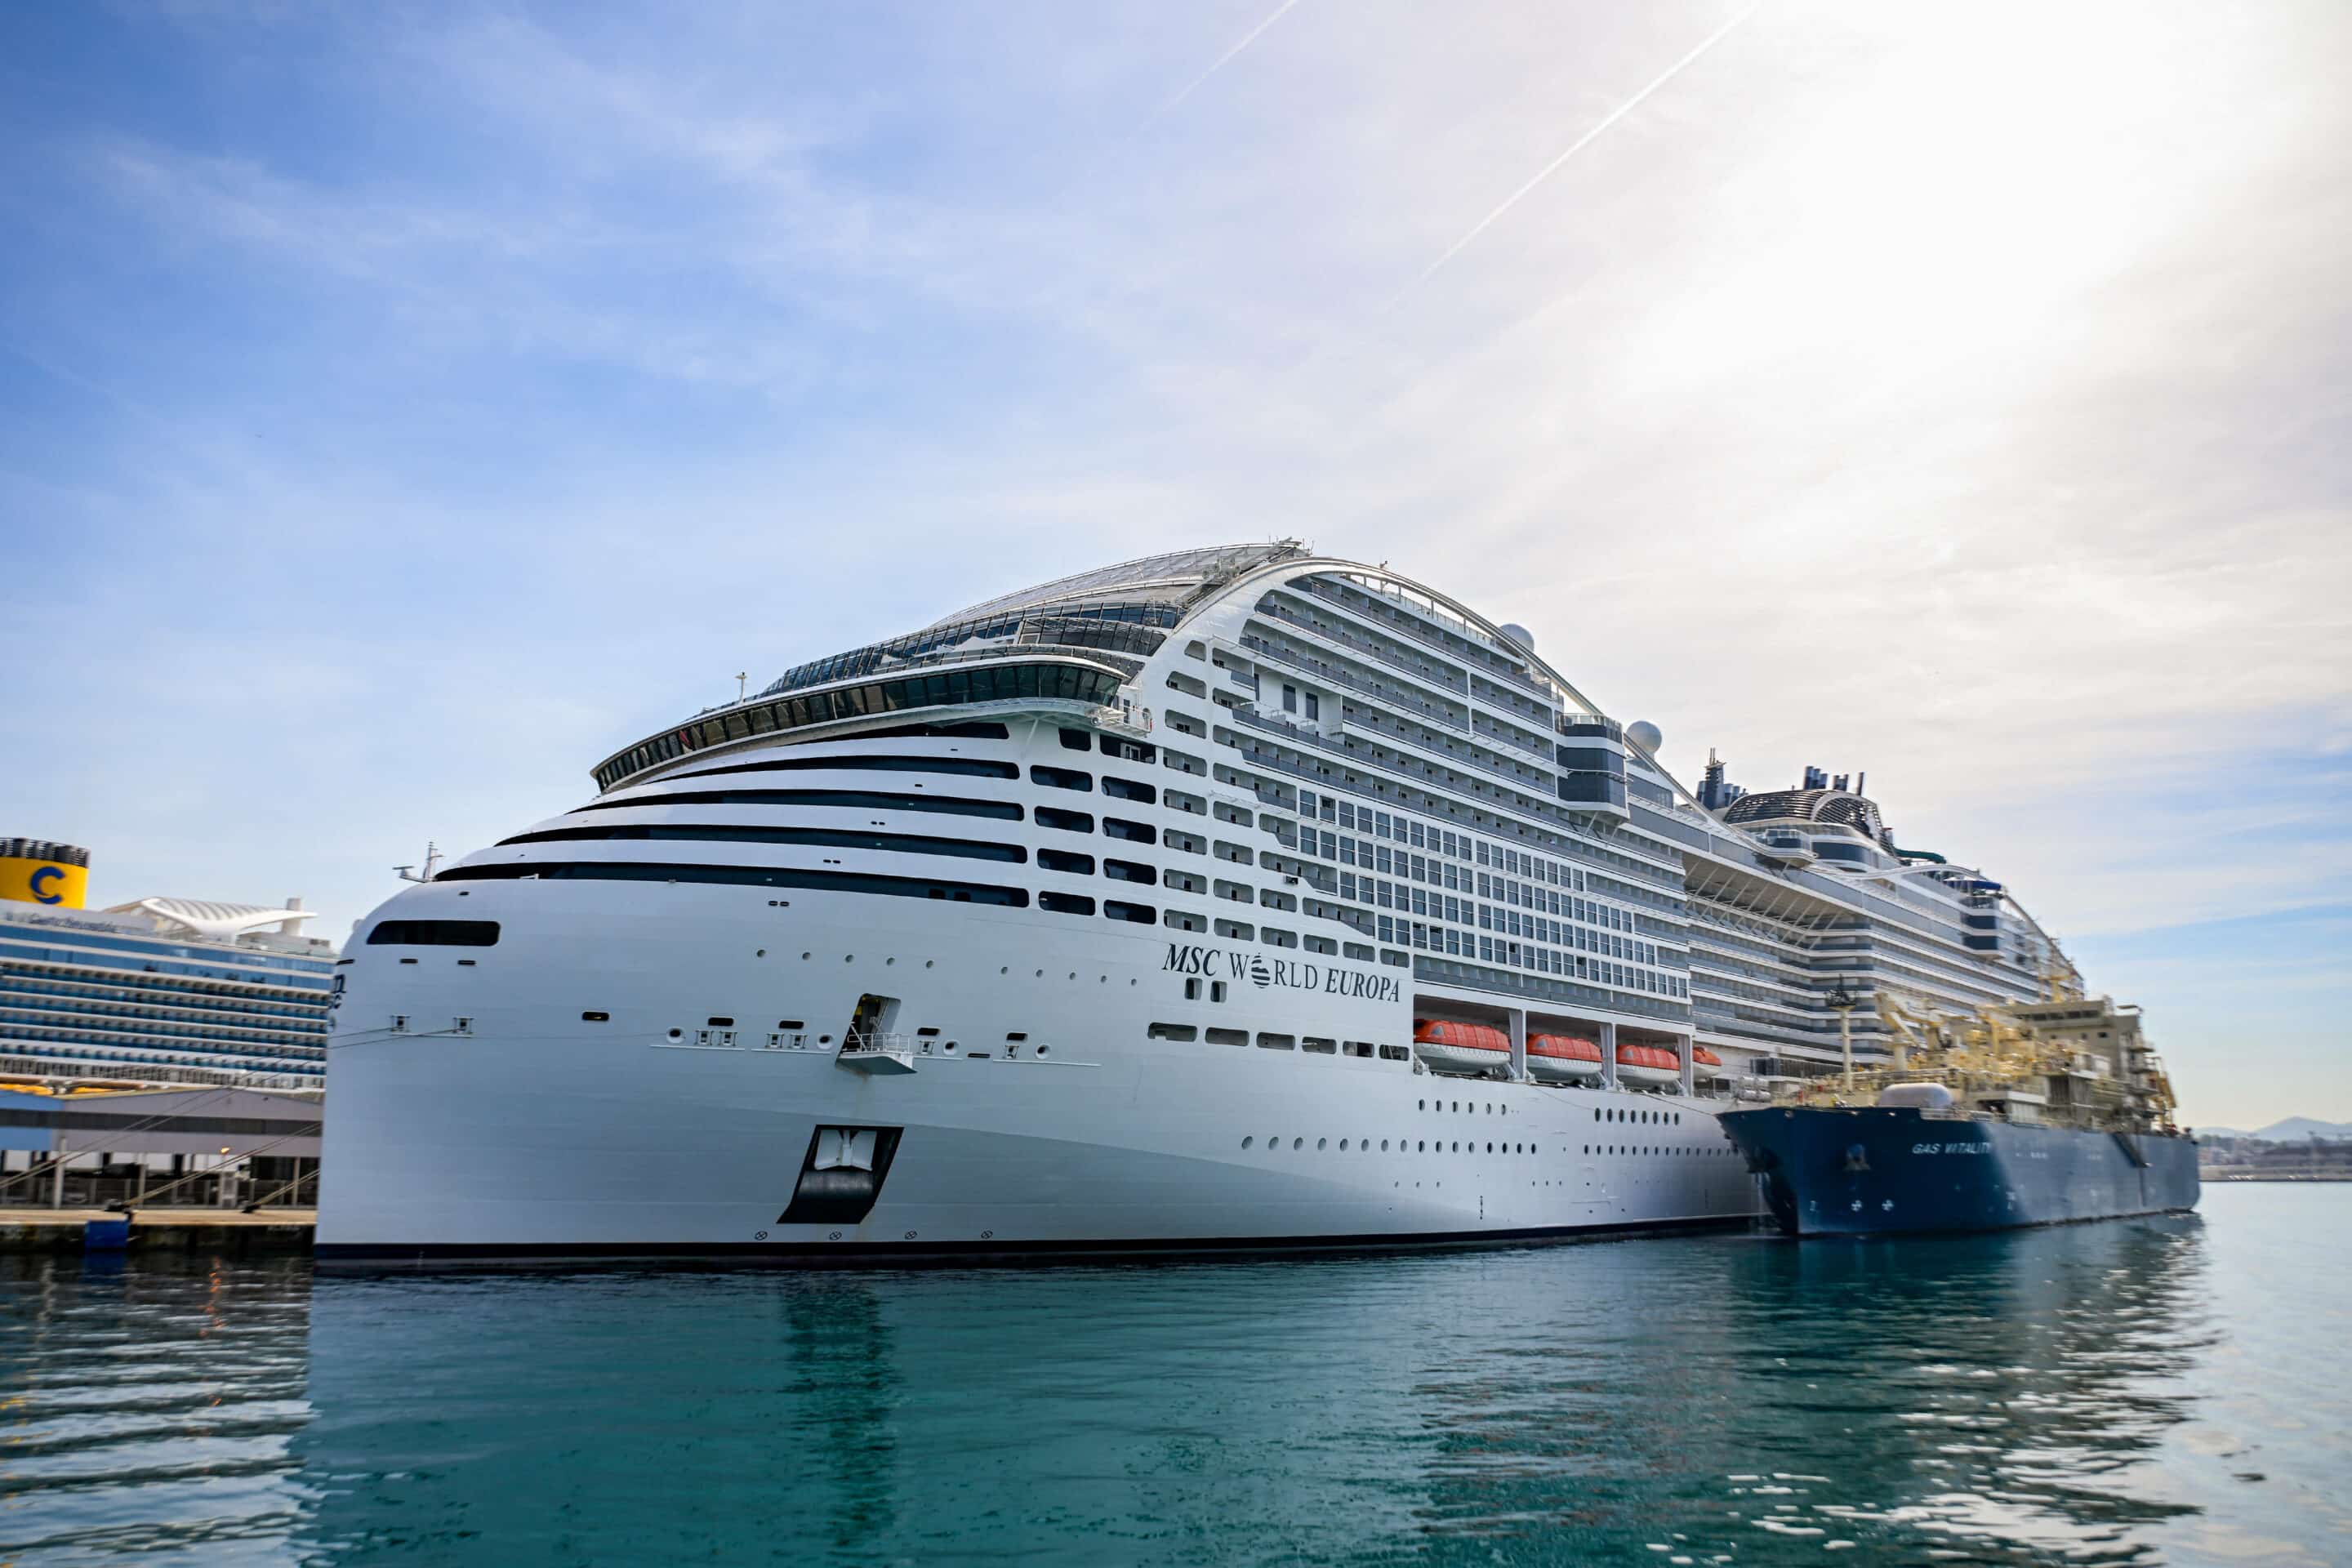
[1339,1139,1349,1151]
[886,957,895,966]
[1292,1137,1303,1151]
[1418,1099,1426,1111]
[844,955,853,963]
[1242,1136,1254,1149]
[1382,1139,1390,1151]
[1317,1138,1327,1151]
[1417,1140,1425,1152]
[667,1027,682,1040]
[755,948,767,958]
[1000,966,1009,974]
[1037,1045,1049,1057]
[802,952,812,960]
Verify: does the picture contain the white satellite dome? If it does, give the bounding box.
[1626,720,1664,755]
[1497,622,1535,652]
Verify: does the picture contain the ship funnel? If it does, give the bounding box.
[2,840,90,909]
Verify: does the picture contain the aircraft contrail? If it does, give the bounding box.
[1392,2,1761,304]
[1163,0,1305,114]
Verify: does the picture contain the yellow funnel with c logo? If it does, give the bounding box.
[1,840,91,908]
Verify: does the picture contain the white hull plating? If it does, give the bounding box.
[321,877,1757,1260]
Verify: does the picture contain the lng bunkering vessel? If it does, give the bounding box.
[317,542,2186,1263]
[1720,990,2198,1236]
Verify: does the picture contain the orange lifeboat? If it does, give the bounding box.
[1413,1018,1510,1076]
[1615,1043,1682,1085]
[1692,1046,1724,1068]
[1526,1033,1603,1085]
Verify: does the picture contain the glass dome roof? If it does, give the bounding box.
[929,541,1307,628]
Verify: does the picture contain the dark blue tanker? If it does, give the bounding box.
[1720,1106,2201,1236]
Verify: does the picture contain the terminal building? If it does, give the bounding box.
[0,839,335,1093]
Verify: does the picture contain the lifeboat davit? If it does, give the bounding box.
[1615,1043,1682,1085]
[1526,1032,1603,1085]
[1413,1018,1510,1076]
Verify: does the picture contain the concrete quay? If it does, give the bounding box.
[0,1206,315,1253]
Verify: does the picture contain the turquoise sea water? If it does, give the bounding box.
[2,1185,2345,1566]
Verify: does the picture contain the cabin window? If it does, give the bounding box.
[1037,807,1094,834]
[1148,1022,1198,1041]
[1031,765,1094,792]
[1039,892,1096,915]
[369,920,500,947]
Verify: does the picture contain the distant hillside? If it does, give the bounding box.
[2203,1117,2352,1142]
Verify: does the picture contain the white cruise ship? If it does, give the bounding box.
[318,543,2075,1262]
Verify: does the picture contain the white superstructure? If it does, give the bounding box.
[318,544,2069,1261]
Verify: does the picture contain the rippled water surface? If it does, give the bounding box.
[3,1185,2345,1566]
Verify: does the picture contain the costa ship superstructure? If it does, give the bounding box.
[320,543,2091,1262]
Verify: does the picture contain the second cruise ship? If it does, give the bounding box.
[318,543,2115,1261]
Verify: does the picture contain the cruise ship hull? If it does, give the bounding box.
[1719,1106,2200,1237]
[318,880,1761,1263]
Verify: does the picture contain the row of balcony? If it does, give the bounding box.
[1292,575,1553,702]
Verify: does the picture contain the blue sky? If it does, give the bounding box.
[3,2,2345,1129]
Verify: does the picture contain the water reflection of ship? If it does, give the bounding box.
[1721,1216,2215,1560]
[777,1280,900,1548]
[1379,1218,2214,1562]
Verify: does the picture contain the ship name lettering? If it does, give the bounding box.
[1161,942,1399,1003]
